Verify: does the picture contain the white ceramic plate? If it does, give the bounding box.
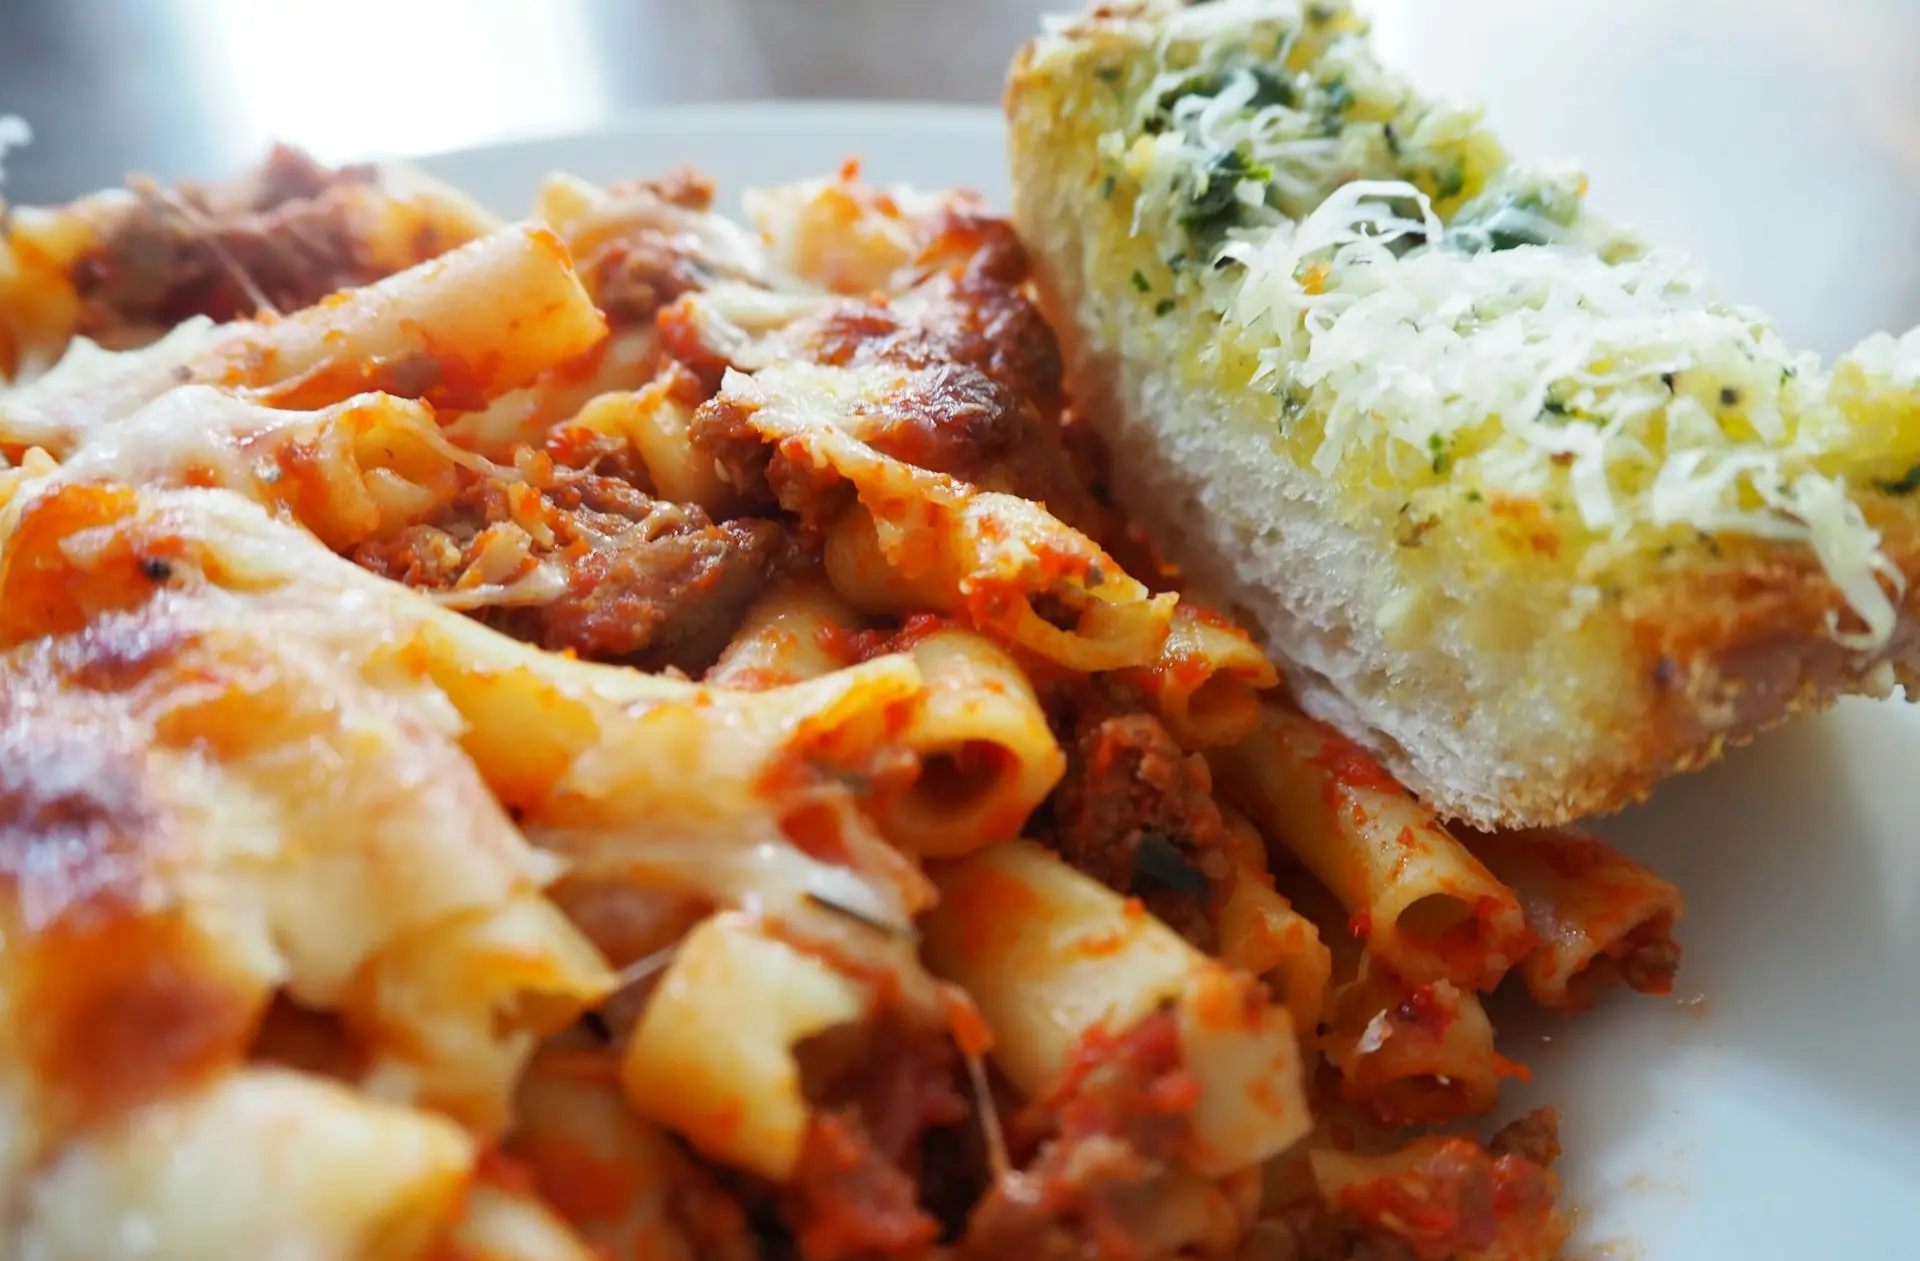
[418,97,1920,1261]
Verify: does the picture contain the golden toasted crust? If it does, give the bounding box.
[1611,526,1920,798]
[1009,13,1920,827]
[1025,214,1920,827]
[1491,544,1920,824]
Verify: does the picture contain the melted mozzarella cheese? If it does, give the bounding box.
[0,318,222,449]
[38,482,927,936]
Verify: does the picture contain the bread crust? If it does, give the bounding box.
[1009,48,1920,825]
[1618,527,1920,784]
[1036,268,1920,826]
[1009,18,1920,827]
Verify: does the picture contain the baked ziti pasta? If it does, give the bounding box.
[0,151,1682,1261]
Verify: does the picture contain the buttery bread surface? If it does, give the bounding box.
[1010,0,1920,825]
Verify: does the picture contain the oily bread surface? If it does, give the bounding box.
[1007,39,1920,828]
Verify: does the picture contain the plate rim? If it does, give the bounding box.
[403,99,1006,170]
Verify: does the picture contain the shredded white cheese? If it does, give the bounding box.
[1100,0,1908,647]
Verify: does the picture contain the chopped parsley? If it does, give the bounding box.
[1449,176,1580,253]
[1427,432,1451,473]
[1145,63,1299,136]
[1874,463,1920,495]
[1246,66,1298,110]
[1279,384,1310,427]
[1434,159,1466,201]
[1131,269,1152,293]
[1180,147,1271,252]
[1155,297,1177,316]
[1144,59,1297,139]
[1099,173,1117,199]
[1095,65,1123,85]
[1483,219,1554,252]
[1144,71,1219,133]
[1317,76,1355,130]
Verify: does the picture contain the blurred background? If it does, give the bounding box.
[4,0,1919,349]
[1,0,1060,201]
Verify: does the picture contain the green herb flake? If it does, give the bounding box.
[1278,384,1309,428]
[1155,297,1177,316]
[1306,2,1339,24]
[1179,147,1271,250]
[1434,160,1466,201]
[1485,221,1551,252]
[1246,66,1297,110]
[1427,432,1452,473]
[1320,77,1354,122]
[1095,66,1123,86]
[1145,69,1223,132]
[1154,66,1291,119]
[1874,463,1920,495]
[1099,174,1117,199]
[1449,179,1580,254]
[1131,270,1152,293]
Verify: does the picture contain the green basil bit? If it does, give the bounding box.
[1180,147,1271,251]
[1874,463,1920,495]
[1317,76,1354,131]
